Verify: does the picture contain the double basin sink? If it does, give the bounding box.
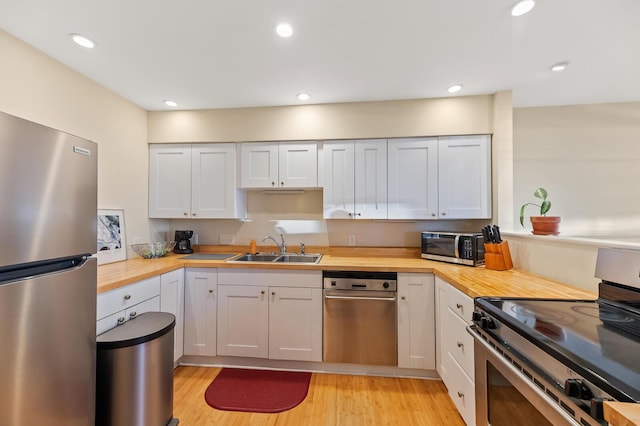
[226,252,322,264]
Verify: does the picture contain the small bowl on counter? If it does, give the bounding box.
[131,241,176,259]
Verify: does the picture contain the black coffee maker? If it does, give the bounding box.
[174,230,194,254]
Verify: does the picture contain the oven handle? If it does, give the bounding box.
[467,325,582,426]
[324,294,397,302]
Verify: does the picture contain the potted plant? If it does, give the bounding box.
[519,187,561,235]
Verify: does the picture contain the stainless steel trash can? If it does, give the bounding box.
[96,312,178,426]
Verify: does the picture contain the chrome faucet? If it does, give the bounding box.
[262,234,287,253]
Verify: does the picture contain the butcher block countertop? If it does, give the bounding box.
[97,245,640,425]
[98,245,595,299]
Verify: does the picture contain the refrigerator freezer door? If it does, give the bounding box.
[0,112,98,268]
[0,257,97,426]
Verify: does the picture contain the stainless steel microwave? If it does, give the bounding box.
[421,231,485,266]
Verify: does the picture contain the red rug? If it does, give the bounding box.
[204,368,312,413]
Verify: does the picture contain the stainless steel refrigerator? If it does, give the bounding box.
[0,111,98,426]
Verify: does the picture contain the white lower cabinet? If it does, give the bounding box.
[96,276,161,335]
[217,269,322,361]
[183,268,218,356]
[435,276,476,425]
[160,269,185,362]
[397,272,436,369]
[216,284,269,358]
[269,286,322,361]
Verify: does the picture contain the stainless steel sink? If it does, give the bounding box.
[228,253,281,262]
[274,254,322,263]
[226,252,322,264]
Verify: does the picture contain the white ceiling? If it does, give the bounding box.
[1,0,638,111]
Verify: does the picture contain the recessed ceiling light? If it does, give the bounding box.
[511,0,536,17]
[550,61,569,72]
[447,84,463,94]
[70,33,95,49]
[164,100,178,107]
[297,93,310,101]
[275,23,293,38]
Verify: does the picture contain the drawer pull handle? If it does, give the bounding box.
[117,317,125,324]
[272,291,276,296]
[457,391,464,398]
[261,290,266,295]
[457,341,464,348]
[456,303,463,309]
[129,311,137,318]
[401,296,406,300]
[124,294,132,300]
[209,289,213,293]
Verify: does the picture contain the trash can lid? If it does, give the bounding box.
[97,312,176,349]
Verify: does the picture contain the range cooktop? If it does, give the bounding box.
[476,296,640,402]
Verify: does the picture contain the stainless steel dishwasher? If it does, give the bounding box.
[323,271,398,366]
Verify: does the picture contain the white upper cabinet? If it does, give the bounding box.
[149,143,246,219]
[148,144,192,218]
[388,136,491,220]
[322,139,387,219]
[240,141,318,188]
[438,135,491,219]
[388,137,439,219]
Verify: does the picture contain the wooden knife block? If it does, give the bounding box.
[484,241,513,271]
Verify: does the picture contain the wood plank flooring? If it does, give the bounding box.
[173,366,465,425]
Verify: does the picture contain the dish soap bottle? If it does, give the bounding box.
[249,239,256,254]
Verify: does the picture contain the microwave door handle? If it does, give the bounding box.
[454,235,461,259]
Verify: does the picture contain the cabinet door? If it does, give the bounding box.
[278,142,318,187]
[355,139,387,219]
[435,277,448,380]
[438,135,491,219]
[269,287,322,362]
[387,138,438,219]
[149,144,192,218]
[322,141,355,218]
[217,285,269,358]
[161,269,185,362]
[191,143,245,218]
[240,142,278,188]
[397,273,435,369]
[184,268,217,356]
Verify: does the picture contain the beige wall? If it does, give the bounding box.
[513,102,640,237]
[0,29,156,252]
[148,95,494,143]
[508,102,640,291]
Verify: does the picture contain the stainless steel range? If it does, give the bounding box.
[469,247,640,426]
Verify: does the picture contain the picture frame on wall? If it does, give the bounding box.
[97,209,127,265]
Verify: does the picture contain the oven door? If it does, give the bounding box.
[472,329,580,426]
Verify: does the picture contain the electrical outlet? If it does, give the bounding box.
[219,234,235,245]
[132,237,140,244]
[348,235,357,246]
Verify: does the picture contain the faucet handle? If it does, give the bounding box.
[300,243,305,254]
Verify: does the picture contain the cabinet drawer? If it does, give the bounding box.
[446,306,475,380]
[446,284,474,324]
[96,295,161,335]
[97,276,161,320]
[444,352,475,426]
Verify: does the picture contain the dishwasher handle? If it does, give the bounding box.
[324,294,397,302]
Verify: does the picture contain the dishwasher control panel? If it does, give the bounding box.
[323,271,397,292]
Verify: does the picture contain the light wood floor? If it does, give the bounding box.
[173,366,465,425]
